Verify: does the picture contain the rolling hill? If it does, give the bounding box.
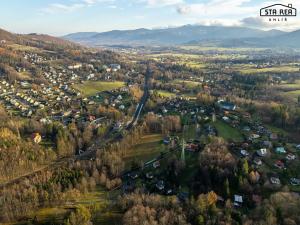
[0,28,80,49]
[62,25,289,47]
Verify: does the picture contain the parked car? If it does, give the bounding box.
[286,153,296,160]
[156,180,165,191]
[146,172,154,179]
[153,161,160,168]
[270,177,281,185]
[240,149,249,157]
[290,178,300,186]
[129,172,139,179]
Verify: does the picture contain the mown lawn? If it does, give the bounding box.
[156,90,177,98]
[212,120,244,142]
[172,79,202,89]
[73,81,125,97]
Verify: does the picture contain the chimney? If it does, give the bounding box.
[288,4,292,8]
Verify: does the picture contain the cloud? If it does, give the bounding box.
[82,0,98,5]
[176,0,255,17]
[108,5,117,9]
[84,0,115,5]
[140,0,183,7]
[197,19,241,27]
[240,16,269,28]
[40,0,115,14]
[41,3,85,14]
[176,5,190,14]
[240,16,300,31]
[175,0,300,31]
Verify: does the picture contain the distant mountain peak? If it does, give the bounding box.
[62,24,290,47]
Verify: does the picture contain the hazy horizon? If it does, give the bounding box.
[1,0,300,36]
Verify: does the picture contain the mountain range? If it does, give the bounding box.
[62,25,300,48]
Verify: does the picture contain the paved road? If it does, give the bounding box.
[127,66,152,129]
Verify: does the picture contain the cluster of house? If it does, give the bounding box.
[104,64,121,72]
[45,66,81,85]
[238,139,300,186]
[159,97,212,117]
[146,96,300,205]
[216,106,300,189]
[0,79,46,116]
[91,86,130,109]
[1,53,128,134]
[124,158,175,195]
[23,52,51,64]
[0,63,83,119]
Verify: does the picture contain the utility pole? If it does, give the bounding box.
[181,125,186,162]
[181,138,185,162]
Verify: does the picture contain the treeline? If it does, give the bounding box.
[0,122,147,222]
[118,192,190,225]
[235,98,300,132]
[0,47,46,83]
[0,156,120,222]
[0,124,56,183]
[144,113,182,134]
[0,115,92,182]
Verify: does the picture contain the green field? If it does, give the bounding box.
[8,44,41,52]
[266,124,289,136]
[184,124,197,140]
[282,90,300,101]
[183,62,207,69]
[232,64,300,74]
[156,90,177,98]
[177,151,199,191]
[73,81,125,97]
[123,134,165,169]
[149,52,246,62]
[172,79,202,89]
[274,80,300,103]
[179,45,266,52]
[212,120,244,142]
[278,80,300,89]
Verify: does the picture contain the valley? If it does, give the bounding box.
[1,19,300,225]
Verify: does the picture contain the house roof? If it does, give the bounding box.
[234,195,243,203]
[275,147,286,153]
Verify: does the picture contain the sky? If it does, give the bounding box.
[0,0,300,36]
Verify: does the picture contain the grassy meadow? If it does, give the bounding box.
[212,120,244,142]
[156,90,177,98]
[231,64,300,74]
[123,134,165,169]
[73,81,125,97]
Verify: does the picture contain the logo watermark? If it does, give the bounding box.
[260,3,297,22]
